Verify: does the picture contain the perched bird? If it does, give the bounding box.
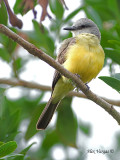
[36,18,104,130]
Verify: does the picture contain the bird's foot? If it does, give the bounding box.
[74,73,81,92]
[85,83,90,90]
[75,73,81,79]
[74,74,90,92]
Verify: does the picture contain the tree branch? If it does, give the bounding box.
[0,24,120,125]
[0,78,120,107]
[0,78,51,91]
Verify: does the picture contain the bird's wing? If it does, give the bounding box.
[52,37,76,91]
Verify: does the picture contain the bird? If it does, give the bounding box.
[36,18,105,130]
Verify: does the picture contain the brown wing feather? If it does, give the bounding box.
[52,37,76,91]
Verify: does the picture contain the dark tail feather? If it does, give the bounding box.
[36,97,60,130]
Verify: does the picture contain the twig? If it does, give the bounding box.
[0,78,51,91]
[68,92,120,107]
[0,78,120,107]
[0,24,120,125]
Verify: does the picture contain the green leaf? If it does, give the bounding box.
[49,0,64,19]
[0,28,17,55]
[41,130,59,151]
[101,30,119,49]
[0,88,5,118]
[56,97,78,147]
[108,40,120,46]
[7,109,20,133]
[115,133,120,151]
[0,93,43,142]
[0,97,20,142]
[14,0,37,15]
[0,142,4,147]
[107,0,120,17]
[5,132,20,142]
[25,103,46,140]
[105,48,120,65]
[64,7,83,23]
[0,1,8,25]
[79,121,91,136]
[0,141,17,158]
[84,0,116,21]
[14,58,23,71]
[0,48,11,62]
[99,76,120,93]
[0,96,20,139]
[29,20,55,56]
[12,57,28,75]
[20,142,36,155]
[6,93,44,120]
[6,32,17,54]
[13,142,36,160]
[108,40,120,50]
[39,130,60,159]
[85,6,102,29]
[13,0,24,15]
[115,24,120,37]
[0,154,23,159]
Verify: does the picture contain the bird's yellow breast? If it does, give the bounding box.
[63,34,104,83]
[52,34,104,103]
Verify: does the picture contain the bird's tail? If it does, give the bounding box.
[36,97,60,130]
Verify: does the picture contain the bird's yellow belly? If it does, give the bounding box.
[52,42,104,103]
[63,44,104,83]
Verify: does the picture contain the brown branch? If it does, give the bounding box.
[68,92,120,107]
[0,78,51,91]
[0,24,120,125]
[0,78,120,107]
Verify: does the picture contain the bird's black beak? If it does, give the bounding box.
[63,26,77,31]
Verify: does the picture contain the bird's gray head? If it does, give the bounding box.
[64,18,101,40]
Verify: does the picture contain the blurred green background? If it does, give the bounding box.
[0,0,120,159]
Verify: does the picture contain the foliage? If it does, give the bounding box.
[0,141,17,159]
[99,74,120,93]
[0,0,120,160]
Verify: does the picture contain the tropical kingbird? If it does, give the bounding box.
[36,18,104,130]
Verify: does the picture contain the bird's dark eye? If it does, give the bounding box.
[77,24,87,30]
[81,24,86,28]
[78,24,91,30]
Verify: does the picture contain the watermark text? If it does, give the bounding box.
[87,149,114,154]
